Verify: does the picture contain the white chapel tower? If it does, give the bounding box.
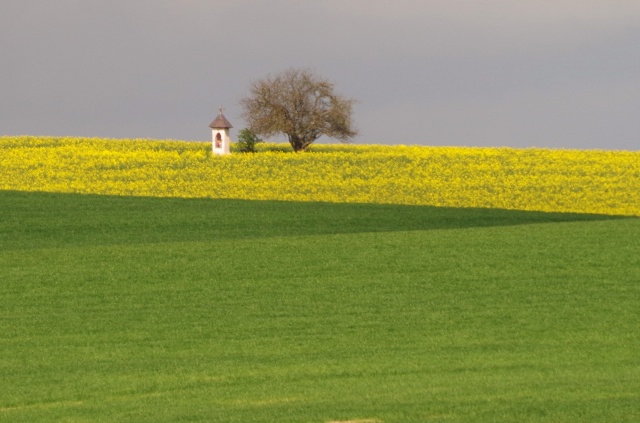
[209,107,233,155]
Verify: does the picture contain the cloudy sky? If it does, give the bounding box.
[2,0,639,150]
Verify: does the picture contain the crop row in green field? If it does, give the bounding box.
[1,136,638,215]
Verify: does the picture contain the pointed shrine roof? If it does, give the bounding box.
[209,110,233,129]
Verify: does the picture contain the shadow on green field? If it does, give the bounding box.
[0,190,629,250]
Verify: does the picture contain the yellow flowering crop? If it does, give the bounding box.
[1,136,638,216]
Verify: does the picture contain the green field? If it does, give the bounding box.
[1,190,639,422]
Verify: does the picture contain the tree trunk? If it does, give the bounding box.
[288,134,306,152]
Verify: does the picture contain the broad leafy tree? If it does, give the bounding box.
[240,68,357,152]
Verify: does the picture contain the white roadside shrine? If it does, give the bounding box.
[209,108,233,155]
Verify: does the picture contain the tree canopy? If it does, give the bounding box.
[240,68,357,152]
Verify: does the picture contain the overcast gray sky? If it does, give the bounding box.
[2,0,639,150]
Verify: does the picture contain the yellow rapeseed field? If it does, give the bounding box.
[1,136,638,216]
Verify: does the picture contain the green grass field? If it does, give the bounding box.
[1,190,639,422]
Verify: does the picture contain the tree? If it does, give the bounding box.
[236,128,262,153]
[240,68,357,152]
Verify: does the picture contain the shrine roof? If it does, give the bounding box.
[209,112,233,129]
